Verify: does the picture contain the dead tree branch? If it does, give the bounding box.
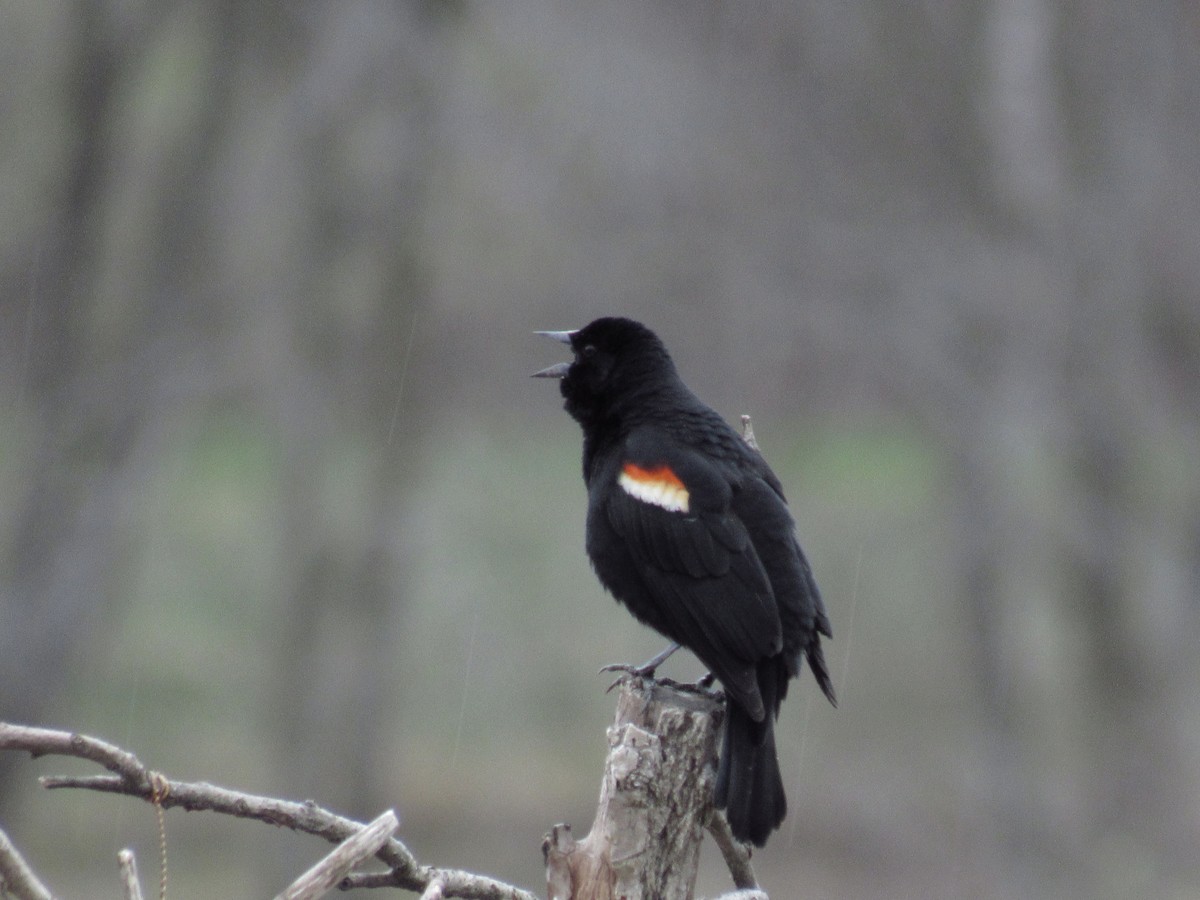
[0,722,537,900]
[705,809,758,891]
[3,676,763,899]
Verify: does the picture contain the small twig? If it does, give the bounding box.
[706,809,758,891]
[739,415,760,452]
[117,849,145,900]
[275,810,397,900]
[0,824,56,900]
[541,823,574,900]
[3,724,150,788]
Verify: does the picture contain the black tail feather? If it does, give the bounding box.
[807,635,837,708]
[713,664,786,847]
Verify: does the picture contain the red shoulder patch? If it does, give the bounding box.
[619,462,690,513]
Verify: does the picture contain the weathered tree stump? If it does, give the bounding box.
[543,677,734,900]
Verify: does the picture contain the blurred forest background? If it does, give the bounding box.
[2,1,1198,898]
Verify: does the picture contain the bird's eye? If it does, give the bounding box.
[581,344,598,359]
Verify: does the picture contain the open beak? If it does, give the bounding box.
[531,329,576,378]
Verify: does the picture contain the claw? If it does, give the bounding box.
[598,642,683,693]
[599,643,680,678]
[599,662,654,694]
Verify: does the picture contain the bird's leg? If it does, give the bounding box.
[600,642,681,692]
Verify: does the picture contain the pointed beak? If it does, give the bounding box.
[531,361,571,379]
[531,329,576,378]
[534,330,575,345]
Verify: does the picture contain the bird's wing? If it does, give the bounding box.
[732,473,836,704]
[599,430,783,717]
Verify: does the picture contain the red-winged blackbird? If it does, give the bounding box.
[534,316,835,847]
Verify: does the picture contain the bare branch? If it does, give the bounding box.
[0,824,56,900]
[276,810,397,900]
[0,722,537,900]
[705,811,758,891]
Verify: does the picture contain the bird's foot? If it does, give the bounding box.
[656,671,721,699]
[599,642,681,693]
[600,662,660,694]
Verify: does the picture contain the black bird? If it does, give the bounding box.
[534,316,835,847]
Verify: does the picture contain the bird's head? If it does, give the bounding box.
[532,317,677,426]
